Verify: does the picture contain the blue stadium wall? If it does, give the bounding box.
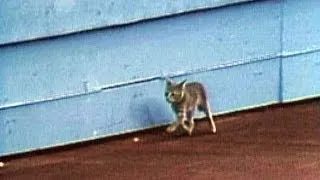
[1,0,319,156]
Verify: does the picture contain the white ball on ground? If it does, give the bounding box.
[133,137,139,142]
[0,162,4,167]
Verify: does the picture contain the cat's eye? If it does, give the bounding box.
[173,92,181,96]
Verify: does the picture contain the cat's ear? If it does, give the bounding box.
[179,79,187,89]
[165,77,175,86]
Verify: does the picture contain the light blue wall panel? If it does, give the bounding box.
[1,80,172,155]
[283,0,320,53]
[0,59,279,156]
[281,0,320,101]
[282,52,320,102]
[0,0,281,109]
[0,0,253,45]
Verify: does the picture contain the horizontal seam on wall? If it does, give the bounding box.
[1,48,320,110]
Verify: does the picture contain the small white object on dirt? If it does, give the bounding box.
[0,162,4,167]
[133,137,139,142]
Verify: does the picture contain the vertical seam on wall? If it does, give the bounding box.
[279,0,285,103]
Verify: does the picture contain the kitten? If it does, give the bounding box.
[165,78,217,135]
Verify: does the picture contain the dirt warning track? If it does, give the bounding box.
[1,99,320,180]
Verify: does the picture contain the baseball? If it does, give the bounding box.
[0,162,4,167]
[133,137,139,142]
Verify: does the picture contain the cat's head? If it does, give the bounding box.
[165,79,187,103]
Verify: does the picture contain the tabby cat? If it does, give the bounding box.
[165,78,217,135]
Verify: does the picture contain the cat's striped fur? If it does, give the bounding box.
[165,78,217,135]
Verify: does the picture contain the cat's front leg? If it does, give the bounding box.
[181,121,191,135]
[187,113,195,136]
[178,112,192,135]
[166,120,180,133]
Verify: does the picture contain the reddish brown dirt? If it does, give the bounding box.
[1,99,320,180]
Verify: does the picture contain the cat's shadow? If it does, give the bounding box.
[129,96,172,127]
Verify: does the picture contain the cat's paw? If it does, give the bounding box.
[166,125,177,133]
[212,128,217,134]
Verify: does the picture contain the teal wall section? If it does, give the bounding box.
[282,53,320,102]
[0,0,281,109]
[281,0,320,102]
[0,0,252,45]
